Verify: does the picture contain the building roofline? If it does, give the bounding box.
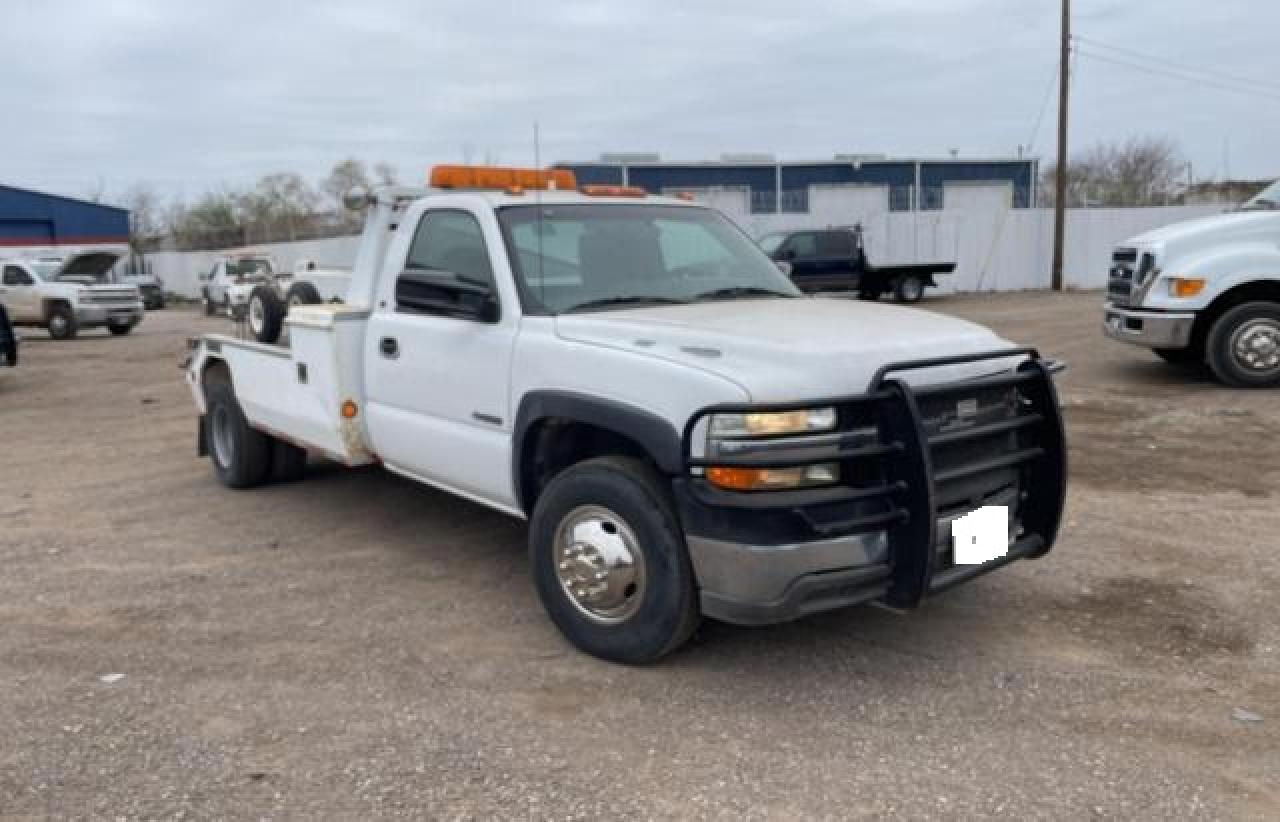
[0,183,130,214]
[560,156,1037,168]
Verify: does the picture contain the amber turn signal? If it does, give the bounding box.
[1170,278,1206,298]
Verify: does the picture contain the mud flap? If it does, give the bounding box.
[197,415,208,457]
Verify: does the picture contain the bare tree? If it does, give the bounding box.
[322,158,371,206]
[120,184,162,254]
[373,161,399,187]
[1040,136,1185,207]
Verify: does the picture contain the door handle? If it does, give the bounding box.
[379,337,399,359]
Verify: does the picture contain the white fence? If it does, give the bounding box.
[146,199,1224,299]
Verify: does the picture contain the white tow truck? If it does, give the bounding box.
[184,165,1067,663]
[1104,180,1280,386]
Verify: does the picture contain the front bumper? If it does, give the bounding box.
[676,350,1068,626]
[1103,303,1196,350]
[75,304,144,327]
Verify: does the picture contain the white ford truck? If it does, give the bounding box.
[184,168,1067,663]
[1,251,144,339]
[1104,180,1280,386]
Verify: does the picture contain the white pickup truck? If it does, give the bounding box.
[184,169,1067,663]
[1,251,144,339]
[1104,180,1280,386]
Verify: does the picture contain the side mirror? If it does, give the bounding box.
[395,269,498,322]
[775,261,793,277]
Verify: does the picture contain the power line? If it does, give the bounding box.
[1025,63,1059,154]
[1075,35,1280,94]
[1074,47,1280,103]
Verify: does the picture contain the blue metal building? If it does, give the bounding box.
[558,155,1037,214]
[0,184,130,251]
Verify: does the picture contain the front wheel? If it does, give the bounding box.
[1207,302,1280,387]
[528,457,699,664]
[47,304,78,340]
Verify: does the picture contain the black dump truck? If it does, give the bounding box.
[760,224,955,303]
[0,303,17,369]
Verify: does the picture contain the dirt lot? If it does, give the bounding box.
[2,292,1278,819]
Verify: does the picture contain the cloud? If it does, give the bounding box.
[1,0,1275,203]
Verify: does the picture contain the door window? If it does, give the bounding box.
[782,233,818,259]
[406,210,495,287]
[816,231,854,257]
[3,266,31,286]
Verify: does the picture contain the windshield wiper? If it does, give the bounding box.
[693,286,796,302]
[564,296,689,313]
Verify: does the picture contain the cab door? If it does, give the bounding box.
[363,202,521,511]
[778,232,822,291]
[1,264,40,322]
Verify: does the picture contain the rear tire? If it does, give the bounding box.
[894,274,925,303]
[248,285,285,344]
[107,322,133,336]
[1207,301,1280,387]
[528,456,699,664]
[203,290,215,316]
[285,281,323,308]
[47,304,77,340]
[204,374,272,489]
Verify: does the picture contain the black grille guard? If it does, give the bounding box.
[682,348,1068,609]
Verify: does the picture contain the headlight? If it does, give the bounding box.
[708,407,837,439]
[703,406,841,491]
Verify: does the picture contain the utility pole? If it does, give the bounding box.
[1051,0,1070,291]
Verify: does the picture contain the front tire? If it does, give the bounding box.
[47,304,77,340]
[204,374,272,489]
[528,456,699,664]
[1207,302,1280,387]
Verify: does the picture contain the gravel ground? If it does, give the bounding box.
[1,292,1277,819]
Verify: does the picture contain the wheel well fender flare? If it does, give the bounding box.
[512,391,684,513]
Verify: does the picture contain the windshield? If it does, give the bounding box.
[228,259,273,280]
[497,204,800,314]
[757,233,787,254]
[1242,180,1280,211]
[29,262,59,281]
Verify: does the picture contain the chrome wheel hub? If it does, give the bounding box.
[553,505,645,624]
[1232,319,1280,373]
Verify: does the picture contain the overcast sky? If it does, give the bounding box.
[2,0,1276,205]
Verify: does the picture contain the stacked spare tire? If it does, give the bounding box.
[247,282,325,345]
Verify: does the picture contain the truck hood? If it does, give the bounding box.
[1128,211,1280,260]
[554,297,1018,402]
[53,251,123,284]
